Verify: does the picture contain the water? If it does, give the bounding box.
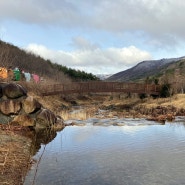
[24,117,185,185]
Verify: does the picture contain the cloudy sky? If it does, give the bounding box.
[0,0,185,74]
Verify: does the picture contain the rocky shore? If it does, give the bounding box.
[0,82,64,185]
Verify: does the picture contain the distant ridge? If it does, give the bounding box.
[107,56,185,82]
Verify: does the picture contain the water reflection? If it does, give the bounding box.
[61,106,92,121]
[32,128,61,154]
[23,127,64,185]
[24,117,185,185]
[0,124,64,185]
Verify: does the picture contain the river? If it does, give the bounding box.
[24,117,185,185]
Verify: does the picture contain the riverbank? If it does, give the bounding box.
[0,126,33,185]
[1,92,185,184]
[0,124,61,185]
[0,82,64,185]
[33,93,185,122]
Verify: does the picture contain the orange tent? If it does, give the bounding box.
[0,67,8,79]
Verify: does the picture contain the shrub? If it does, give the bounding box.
[139,93,147,99]
[160,83,171,98]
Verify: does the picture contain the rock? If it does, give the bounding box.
[3,83,27,99]
[0,112,13,124]
[0,99,21,115]
[52,117,65,131]
[22,96,41,114]
[0,82,65,130]
[13,115,35,127]
[36,109,57,129]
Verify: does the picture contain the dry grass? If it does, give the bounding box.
[162,94,185,108]
[140,94,185,109]
[101,93,185,109]
[0,129,33,185]
[32,94,69,116]
[22,86,185,118]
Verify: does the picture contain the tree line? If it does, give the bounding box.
[52,63,99,81]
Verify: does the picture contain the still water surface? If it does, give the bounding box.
[24,118,185,185]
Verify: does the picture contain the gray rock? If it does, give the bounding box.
[3,83,27,99]
[0,112,13,124]
[36,109,57,129]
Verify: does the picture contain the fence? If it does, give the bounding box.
[39,82,161,96]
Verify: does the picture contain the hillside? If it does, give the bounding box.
[107,57,185,83]
[0,40,98,83]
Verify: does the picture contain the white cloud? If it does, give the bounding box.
[1,0,185,47]
[2,0,185,65]
[25,41,152,74]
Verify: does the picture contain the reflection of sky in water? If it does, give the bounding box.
[24,118,185,185]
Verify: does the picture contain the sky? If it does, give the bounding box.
[0,0,185,75]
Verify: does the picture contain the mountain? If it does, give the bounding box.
[107,57,185,82]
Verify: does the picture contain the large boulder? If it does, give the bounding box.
[12,114,35,127]
[0,99,21,115]
[22,96,41,114]
[36,109,57,129]
[3,83,27,99]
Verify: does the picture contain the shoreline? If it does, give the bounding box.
[1,93,185,184]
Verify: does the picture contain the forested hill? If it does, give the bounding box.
[0,40,99,83]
